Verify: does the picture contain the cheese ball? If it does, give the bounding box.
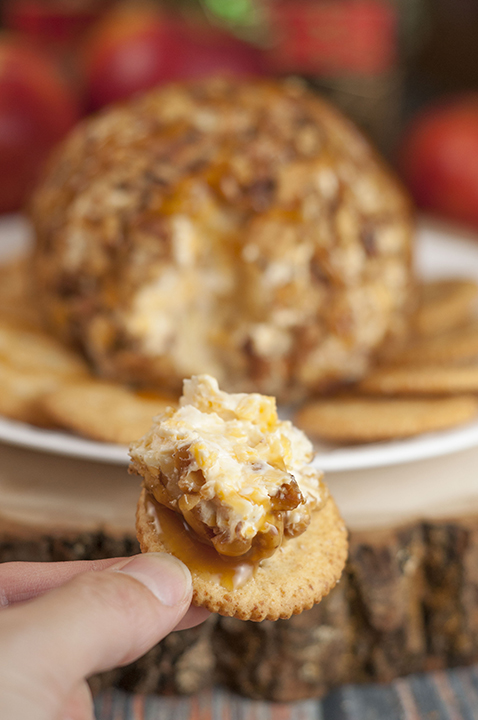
[31,78,414,401]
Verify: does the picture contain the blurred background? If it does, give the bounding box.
[1,0,478,230]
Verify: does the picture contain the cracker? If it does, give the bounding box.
[0,320,88,377]
[414,279,478,337]
[393,322,478,366]
[136,488,347,622]
[295,396,478,443]
[0,320,88,425]
[42,380,177,444]
[357,365,478,395]
[0,360,66,425]
[0,255,42,329]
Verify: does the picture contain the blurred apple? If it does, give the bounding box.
[82,3,171,110]
[3,0,105,47]
[0,36,79,213]
[166,22,266,82]
[399,95,478,230]
[3,0,109,86]
[82,3,265,111]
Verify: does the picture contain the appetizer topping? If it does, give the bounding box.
[130,374,326,561]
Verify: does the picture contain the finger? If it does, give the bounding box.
[0,558,129,607]
[60,681,94,720]
[0,558,210,627]
[0,553,193,718]
[174,604,211,631]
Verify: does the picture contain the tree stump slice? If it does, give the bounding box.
[1,441,478,701]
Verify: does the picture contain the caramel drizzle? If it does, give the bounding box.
[146,494,257,591]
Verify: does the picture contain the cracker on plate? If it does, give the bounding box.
[0,320,88,377]
[393,322,478,366]
[42,379,177,444]
[295,396,478,443]
[0,255,42,330]
[413,279,478,338]
[357,364,478,395]
[0,317,88,425]
[0,361,68,425]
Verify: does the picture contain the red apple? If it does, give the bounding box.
[399,95,478,229]
[3,0,109,86]
[166,22,266,82]
[0,35,79,213]
[3,0,105,47]
[81,4,173,111]
[81,4,266,111]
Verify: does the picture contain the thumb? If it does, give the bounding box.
[0,553,192,718]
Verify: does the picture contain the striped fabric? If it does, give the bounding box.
[93,666,478,720]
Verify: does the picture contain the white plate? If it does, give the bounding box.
[2,215,478,471]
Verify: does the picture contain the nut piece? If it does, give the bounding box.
[129,375,326,561]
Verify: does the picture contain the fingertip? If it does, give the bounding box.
[174,605,211,631]
[114,553,192,608]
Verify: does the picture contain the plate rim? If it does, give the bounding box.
[0,416,129,464]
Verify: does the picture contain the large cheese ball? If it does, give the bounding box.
[31,78,414,402]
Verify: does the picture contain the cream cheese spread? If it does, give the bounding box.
[130,374,326,559]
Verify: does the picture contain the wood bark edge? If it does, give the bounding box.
[2,514,478,701]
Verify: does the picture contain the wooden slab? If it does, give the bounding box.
[1,439,478,535]
[2,440,478,700]
[0,443,137,537]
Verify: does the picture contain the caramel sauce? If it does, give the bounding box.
[146,494,257,591]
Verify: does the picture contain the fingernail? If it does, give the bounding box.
[116,553,191,607]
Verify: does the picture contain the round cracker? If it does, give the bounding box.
[414,279,478,337]
[0,320,88,376]
[394,322,478,366]
[358,365,478,395]
[0,360,66,425]
[136,488,347,622]
[42,379,177,444]
[295,396,478,443]
[0,255,42,330]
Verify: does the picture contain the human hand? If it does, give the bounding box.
[0,553,209,719]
